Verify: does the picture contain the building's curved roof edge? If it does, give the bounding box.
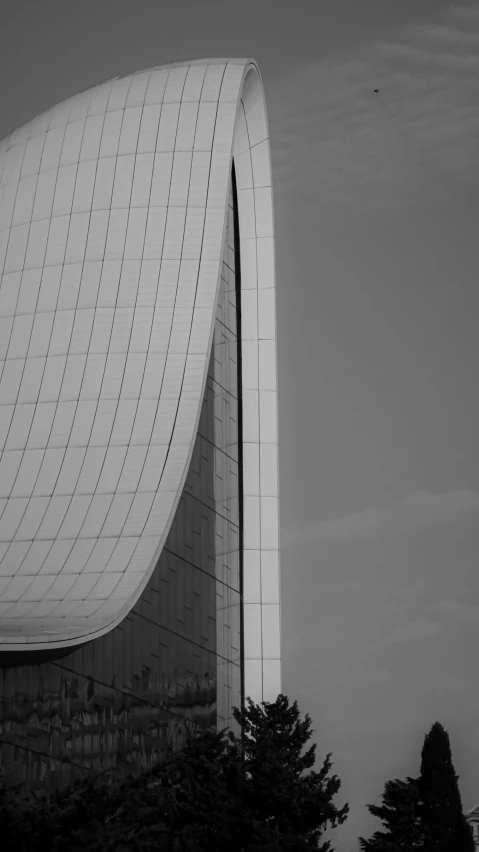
[114,57,256,81]
[0,59,256,145]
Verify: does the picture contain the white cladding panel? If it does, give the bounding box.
[0,58,280,704]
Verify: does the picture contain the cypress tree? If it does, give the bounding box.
[359,721,474,851]
[418,720,474,852]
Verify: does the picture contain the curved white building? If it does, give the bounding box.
[0,58,280,784]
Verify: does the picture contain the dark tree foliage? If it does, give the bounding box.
[231,694,349,851]
[418,721,475,852]
[359,721,474,852]
[358,776,428,851]
[0,774,115,851]
[0,693,348,852]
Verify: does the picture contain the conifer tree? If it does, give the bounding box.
[358,776,427,850]
[418,720,474,852]
[231,693,350,851]
[359,720,474,852]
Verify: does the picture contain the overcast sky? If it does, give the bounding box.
[2,0,479,848]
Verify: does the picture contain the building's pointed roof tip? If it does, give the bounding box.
[170,56,253,65]
[466,804,479,815]
[120,57,255,78]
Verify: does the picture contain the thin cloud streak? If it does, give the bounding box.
[387,619,441,643]
[416,24,479,48]
[448,5,479,25]
[433,600,479,625]
[377,41,479,70]
[283,489,479,544]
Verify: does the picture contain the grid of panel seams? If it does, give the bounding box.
[0,64,233,641]
[231,71,280,701]
[0,58,280,702]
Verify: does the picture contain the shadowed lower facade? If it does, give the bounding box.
[0,59,280,787]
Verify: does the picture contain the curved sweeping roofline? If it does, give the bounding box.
[0,58,280,698]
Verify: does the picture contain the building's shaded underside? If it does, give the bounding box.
[0,173,243,790]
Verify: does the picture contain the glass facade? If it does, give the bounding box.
[0,170,243,789]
